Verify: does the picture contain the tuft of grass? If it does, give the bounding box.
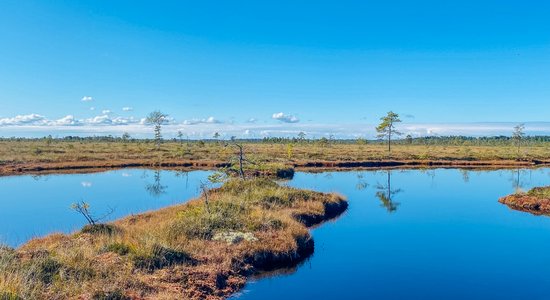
[103,243,133,256]
[131,244,193,271]
[81,224,118,235]
[527,186,550,199]
[92,290,130,300]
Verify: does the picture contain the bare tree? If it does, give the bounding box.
[71,201,114,226]
[199,180,211,214]
[233,142,245,179]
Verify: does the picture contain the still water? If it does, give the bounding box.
[0,169,213,247]
[1,168,550,299]
[236,168,550,300]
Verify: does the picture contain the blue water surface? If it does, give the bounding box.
[235,168,550,300]
[0,169,212,247]
[2,168,550,299]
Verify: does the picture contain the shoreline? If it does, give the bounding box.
[2,179,348,299]
[1,158,549,177]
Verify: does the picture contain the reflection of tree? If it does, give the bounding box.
[375,170,401,213]
[175,170,189,189]
[145,170,167,197]
[460,169,470,183]
[356,173,369,190]
[511,168,528,193]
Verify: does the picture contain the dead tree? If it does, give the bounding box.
[71,201,114,226]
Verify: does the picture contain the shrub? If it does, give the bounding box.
[32,257,62,284]
[103,243,132,256]
[81,224,118,236]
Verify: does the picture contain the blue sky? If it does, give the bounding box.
[1,0,549,138]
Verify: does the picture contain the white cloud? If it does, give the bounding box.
[90,107,95,111]
[246,118,257,123]
[101,110,112,115]
[81,181,92,187]
[122,107,133,112]
[85,115,138,125]
[81,96,93,102]
[272,112,299,123]
[1,112,550,140]
[54,115,80,126]
[183,116,222,125]
[0,114,48,126]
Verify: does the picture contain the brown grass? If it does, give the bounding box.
[0,178,347,299]
[1,140,549,175]
[499,186,550,215]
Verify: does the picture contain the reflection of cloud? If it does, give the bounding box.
[122,172,132,177]
[81,181,92,187]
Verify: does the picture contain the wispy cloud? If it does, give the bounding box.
[81,96,93,102]
[272,112,299,123]
[1,114,549,139]
[183,116,222,125]
[122,107,133,112]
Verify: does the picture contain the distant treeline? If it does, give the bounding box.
[1,135,550,146]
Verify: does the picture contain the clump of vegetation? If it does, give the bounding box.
[103,242,133,256]
[499,186,550,215]
[527,186,550,199]
[1,178,347,299]
[132,244,193,271]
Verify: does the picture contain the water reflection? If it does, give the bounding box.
[510,168,532,193]
[145,169,167,197]
[375,170,401,213]
[0,169,213,247]
[355,172,369,190]
[460,169,470,183]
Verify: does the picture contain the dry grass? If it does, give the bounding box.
[1,140,549,165]
[1,140,548,175]
[499,186,550,215]
[0,178,347,299]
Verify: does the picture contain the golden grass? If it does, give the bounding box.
[1,140,549,166]
[1,140,548,175]
[0,178,347,299]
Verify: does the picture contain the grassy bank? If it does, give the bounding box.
[0,178,347,299]
[1,140,549,175]
[499,186,550,215]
